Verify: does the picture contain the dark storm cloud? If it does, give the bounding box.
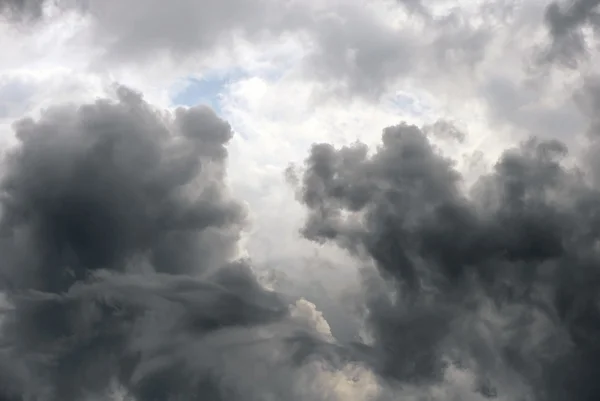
[293,120,600,400]
[544,0,600,66]
[0,266,289,401]
[0,86,334,401]
[0,85,244,290]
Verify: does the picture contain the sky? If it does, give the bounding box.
[1,0,600,400]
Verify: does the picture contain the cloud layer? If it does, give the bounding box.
[0,86,340,400]
[2,0,600,400]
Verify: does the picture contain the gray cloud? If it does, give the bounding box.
[4,1,600,400]
[0,86,338,401]
[479,75,585,142]
[544,0,600,66]
[0,0,47,20]
[1,85,245,289]
[300,3,417,100]
[292,119,600,400]
[0,0,513,101]
[81,0,428,100]
[81,0,292,64]
[0,267,291,400]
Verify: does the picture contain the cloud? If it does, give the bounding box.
[81,0,288,64]
[0,0,533,102]
[479,74,585,143]
[0,85,353,400]
[544,0,600,66]
[3,0,600,400]
[1,85,245,287]
[0,0,47,20]
[292,119,600,399]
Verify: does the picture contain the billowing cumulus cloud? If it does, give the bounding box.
[292,112,600,399]
[1,85,245,286]
[0,86,349,401]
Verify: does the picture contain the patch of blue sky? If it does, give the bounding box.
[170,63,287,111]
[0,78,36,119]
[170,68,247,113]
[171,77,225,113]
[386,90,435,121]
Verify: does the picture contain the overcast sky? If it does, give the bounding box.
[1,0,600,400]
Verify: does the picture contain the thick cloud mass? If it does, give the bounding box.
[545,0,600,65]
[1,85,245,289]
[293,118,600,400]
[0,87,333,401]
